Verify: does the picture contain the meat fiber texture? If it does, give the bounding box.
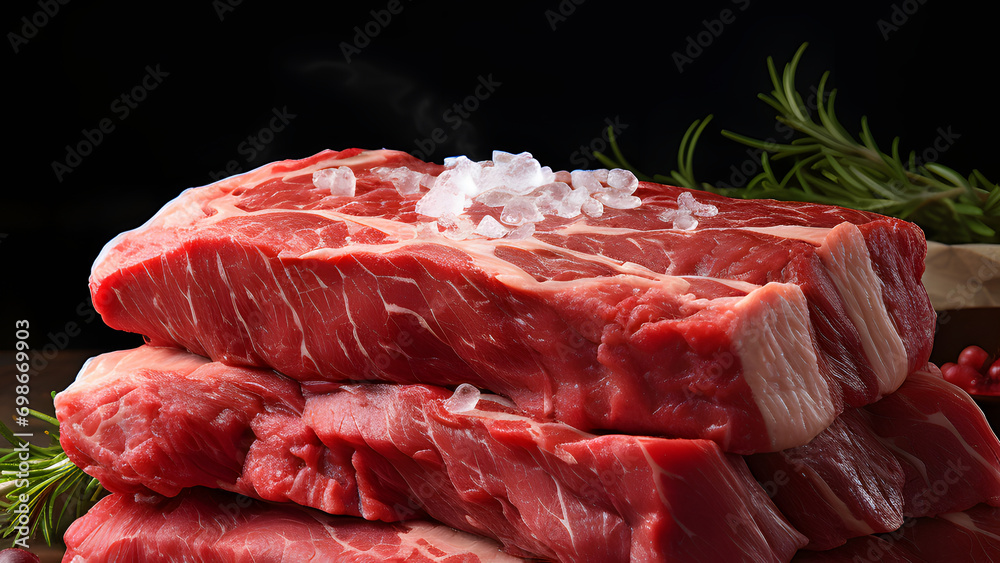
[54,346,808,563]
[62,488,523,563]
[88,148,935,454]
[791,503,1000,562]
[747,369,1000,550]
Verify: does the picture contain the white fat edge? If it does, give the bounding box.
[922,410,1000,482]
[395,522,523,563]
[732,282,836,451]
[90,185,206,282]
[636,440,698,537]
[549,221,648,237]
[938,511,1000,540]
[190,192,753,301]
[64,346,207,392]
[817,222,907,396]
[276,149,404,183]
[193,206,773,326]
[677,275,761,294]
[740,225,832,246]
[447,398,595,467]
[880,372,1000,485]
[209,149,400,190]
[801,468,890,535]
[203,201,424,242]
[875,438,933,485]
[293,224,699,297]
[91,150,402,281]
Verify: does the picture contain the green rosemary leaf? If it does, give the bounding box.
[0,408,107,545]
[681,45,998,243]
[966,219,996,238]
[924,162,971,189]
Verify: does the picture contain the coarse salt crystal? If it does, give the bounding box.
[505,221,536,240]
[413,150,649,227]
[581,197,604,218]
[481,151,556,194]
[475,188,517,208]
[606,168,639,193]
[658,192,717,230]
[445,383,481,413]
[440,213,477,241]
[592,190,642,210]
[557,187,590,218]
[473,215,511,238]
[313,167,356,197]
[530,182,572,216]
[678,191,719,217]
[415,184,467,218]
[500,196,544,226]
[673,213,699,230]
[570,170,603,193]
[373,166,428,196]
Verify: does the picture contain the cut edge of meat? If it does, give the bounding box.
[816,222,908,396]
[732,281,835,450]
[56,345,809,562]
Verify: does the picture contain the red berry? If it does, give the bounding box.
[943,363,981,391]
[0,549,40,563]
[958,345,990,373]
[940,362,958,376]
[989,359,1000,382]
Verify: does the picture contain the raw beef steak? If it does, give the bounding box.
[89,148,934,452]
[791,504,1000,562]
[62,488,522,562]
[748,369,1000,550]
[54,346,360,516]
[55,346,807,562]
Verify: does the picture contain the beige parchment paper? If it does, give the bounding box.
[922,242,1000,310]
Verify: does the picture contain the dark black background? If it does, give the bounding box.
[2,0,997,362]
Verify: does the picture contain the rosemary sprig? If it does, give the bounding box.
[0,402,106,546]
[595,43,1000,244]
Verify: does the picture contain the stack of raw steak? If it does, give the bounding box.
[56,148,1000,562]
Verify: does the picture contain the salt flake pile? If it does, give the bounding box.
[312,151,717,239]
[411,150,644,240]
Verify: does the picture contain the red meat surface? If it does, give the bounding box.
[61,488,522,563]
[55,346,806,562]
[748,369,1000,550]
[88,148,934,453]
